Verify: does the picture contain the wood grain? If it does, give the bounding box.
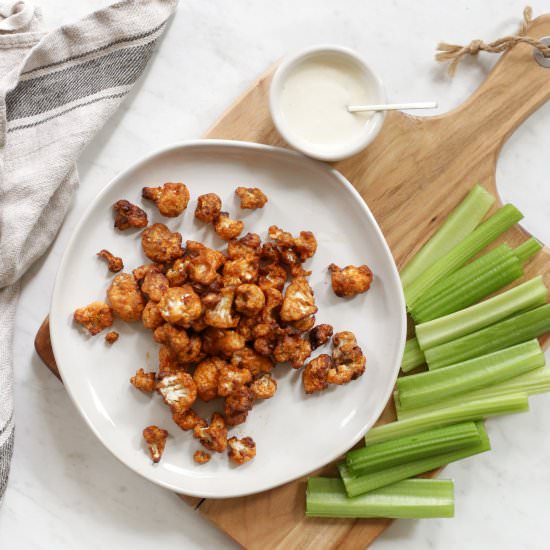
[34,13,550,549]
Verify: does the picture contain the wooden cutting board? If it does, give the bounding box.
[34,13,550,549]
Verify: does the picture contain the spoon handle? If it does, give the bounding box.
[347,101,438,113]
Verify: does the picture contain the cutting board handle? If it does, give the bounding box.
[441,14,550,156]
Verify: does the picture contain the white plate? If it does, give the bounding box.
[50,140,406,498]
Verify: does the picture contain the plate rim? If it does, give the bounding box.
[50,139,406,498]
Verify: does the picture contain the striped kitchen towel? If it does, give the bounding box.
[0,0,177,500]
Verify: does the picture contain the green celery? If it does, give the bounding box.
[400,185,495,290]
[395,366,550,419]
[365,393,528,445]
[416,277,548,350]
[343,422,489,497]
[346,422,481,475]
[515,237,542,263]
[397,341,544,409]
[306,478,454,519]
[401,337,426,373]
[405,204,523,308]
[425,304,550,370]
[410,245,522,323]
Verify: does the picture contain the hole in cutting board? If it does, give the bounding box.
[496,100,550,247]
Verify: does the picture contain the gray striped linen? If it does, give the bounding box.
[0,0,177,500]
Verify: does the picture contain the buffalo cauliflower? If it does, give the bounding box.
[97,249,123,273]
[158,285,202,326]
[141,223,183,263]
[227,436,256,465]
[141,272,169,302]
[302,354,331,394]
[74,301,113,335]
[214,212,244,240]
[193,412,227,453]
[107,273,145,322]
[235,187,268,209]
[113,200,148,230]
[328,263,373,298]
[143,425,168,463]
[195,193,222,223]
[142,182,190,217]
[250,373,277,399]
[193,357,224,401]
[130,368,156,392]
[156,371,197,413]
[280,277,317,322]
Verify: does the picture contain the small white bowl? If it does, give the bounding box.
[269,45,386,162]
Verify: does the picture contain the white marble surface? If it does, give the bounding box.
[2,0,550,548]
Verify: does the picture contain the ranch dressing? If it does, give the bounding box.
[279,55,374,150]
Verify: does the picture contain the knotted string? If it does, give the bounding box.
[436,6,550,76]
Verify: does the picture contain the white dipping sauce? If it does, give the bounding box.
[279,55,374,150]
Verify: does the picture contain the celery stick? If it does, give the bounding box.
[306,478,454,518]
[411,245,522,323]
[396,366,550,419]
[397,341,544,409]
[405,204,523,308]
[401,337,426,373]
[365,393,528,445]
[400,185,495,290]
[343,422,489,497]
[416,277,548,350]
[346,422,481,475]
[515,237,543,263]
[425,304,550,370]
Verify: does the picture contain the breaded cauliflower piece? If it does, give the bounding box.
[130,368,156,392]
[280,247,310,278]
[214,212,244,240]
[172,409,206,431]
[133,263,164,282]
[302,354,331,394]
[328,263,373,298]
[227,436,256,465]
[165,258,187,287]
[231,347,274,377]
[158,285,202,326]
[74,301,113,335]
[217,364,252,397]
[268,225,317,262]
[97,249,123,273]
[141,223,184,264]
[142,300,164,330]
[273,333,312,369]
[280,277,317,322]
[185,241,225,285]
[258,263,287,292]
[236,315,260,341]
[235,187,268,209]
[227,233,261,260]
[328,331,366,384]
[193,357,225,401]
[309,324,334,350]
[250,373,277,399]
[156,371,197,413]
[193,412,227,453]
[143,425,168,463]
[289,315,315,332]
[141,272,169,302]
[204,287,239,329]
[154,324,203,364]
[113,200,148,230]
[105,330,119,344]
[223,257,259,286]
[293,231,317,261]
[107,273,145,322]
[142,182,190,217]
[202,328,246,357]
[234,284,265,317]
[194,450,211,464]
[260,242,281,263]
[158,345,182,378]
[261,287,283,324]
[224,386,254,426]
[268,225,294,248]
[195,193,222,223]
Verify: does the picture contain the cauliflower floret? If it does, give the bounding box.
[172,408,206,431]
[328,331,366,384]
[280,247,310,278]
[222,257,259,286]
[280,277,317,322]
[202,327,246,357]
[193,357,225,401]
[141,272,169,302]
[227,436,256,465]
[113,200,148,230]
[194,450,211,464]
[289,315,316,332]
[104,330,119,344]
[258,263,287,292]
[133,263,164,282]
[217,364,252,397]
[165,258,187,286]
[250,373,277,399]
[293,231,317,261]
[235,187,268,209]
[236,315,260,341]
[185,241,225,285]
[74,301,113,335]
[130,368,156,392]
[261,287,283,324]
[154,324,203,364]
[143,425,168,463]
[234,284,265,317]
[227,233,261,260]
[142,300,164,329]
[193,412,227,453]
[195,193,222,223]
[204,288,240,329]
[107,273,145,322]
[273,333,312,369]
[230,347,274,377]
[302,354,331,394]
[158,345,182,378]
[213,212,244,240]
[142,182,190,217]
[260,242,281,263]
[309,324,334,350]
[328,263,373,298]
[224,386,254,426]
[268,225,294,248]
[158,285,202,326]
[141,223,184,264]
[156,371,197,413]
[97,249,123,273]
